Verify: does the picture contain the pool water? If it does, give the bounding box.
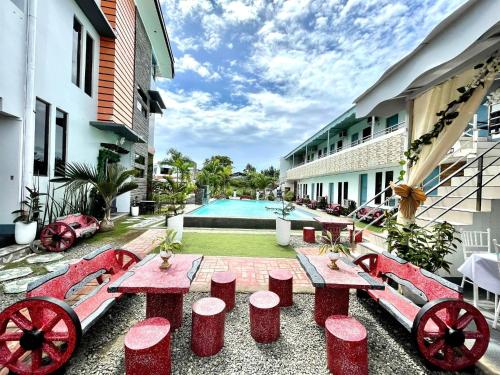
[189,199,315,220]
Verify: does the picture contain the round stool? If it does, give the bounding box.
[325,315,368,375]
[191,297,226,357]
[303,227,316,243]
[268,269,293,307]
[125,317,171,375]
[211,271,236,311]
[249,291,280,343]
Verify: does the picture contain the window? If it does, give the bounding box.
[386,114,399,129]
[72,18,82,86]
[351,133,359,146]
[336,140,343,151]
[134,168,145,178]
[337,182,342,204]
[362,127,371,141]
[384,171,394,200]
[34,99,50,176]
[375,172,383,204]
[54,109,67,176]
[343,182,348,201]
[84,33,94,96]
[330,144,335,153]
[323,147,327,155]
[318,149,322,158]
[135,153,145,165]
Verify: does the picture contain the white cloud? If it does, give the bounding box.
[176,54,221,80]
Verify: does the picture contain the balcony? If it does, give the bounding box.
[285,122,406,181]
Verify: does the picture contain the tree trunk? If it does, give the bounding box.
[99,206,115,232]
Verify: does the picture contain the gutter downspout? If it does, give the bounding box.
[21,0,37,193]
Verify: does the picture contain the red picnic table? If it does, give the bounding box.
[108,253,203,329]
[314,216,355,242]
[296,253,384,326]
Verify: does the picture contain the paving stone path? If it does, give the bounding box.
[0,267,33,282]
[26,253,64,264]
[3,276,39,294]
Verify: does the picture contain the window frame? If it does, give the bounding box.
[72,17,83,87]
[34,98,50,176]
[84,32,94,96]
[54,108,68,177]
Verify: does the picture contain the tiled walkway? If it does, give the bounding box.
[123,229,318,293]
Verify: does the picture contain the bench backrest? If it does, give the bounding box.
[26,245,127,300]
[373,252,462,303]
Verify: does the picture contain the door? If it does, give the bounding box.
[359,174,368,205]
[423,167,440,196]
[362,127,371,141]
[337,182,342,204]
[311,183,315,200]
[329,183,334,204]
[375,172,383,204]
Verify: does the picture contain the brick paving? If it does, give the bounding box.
[122,228,165,258]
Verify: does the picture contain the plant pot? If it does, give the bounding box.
[275,217,291,246]
[167,214,184,242]
[131,206,139,217]
[15,221,37,245]
[327,252,341,270]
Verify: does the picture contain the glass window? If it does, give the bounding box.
[84,33,93,96]
[386,114,399,129]
[34,99,50,176]
[384,171,394,200]
[135,153,145,165]
[362,127,371,141]
[351,133,359,146]
[54,109,67,176]
[72,18,82,86]
[375,172,383,204]
[336,140,343,151]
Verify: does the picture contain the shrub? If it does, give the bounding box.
[318,196,327,210]
[267,192,275,201]
[284,191,295,202]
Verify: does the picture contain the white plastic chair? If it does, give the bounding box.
[461,228,491,305]
[492,239,500,329]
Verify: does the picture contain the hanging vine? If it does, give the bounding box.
[403,52,500,168]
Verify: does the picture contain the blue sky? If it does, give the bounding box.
[156,0,466,171]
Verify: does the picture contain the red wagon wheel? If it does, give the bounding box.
[412,298,490,371]
[114,249,140,272]
[0,297,81,375]
[83,215,100,231]
[39,222,76,252]
[354,254,379,275]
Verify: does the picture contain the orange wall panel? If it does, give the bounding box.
[97,0,136,127]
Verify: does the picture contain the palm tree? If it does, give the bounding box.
[198,159,224,195]
[251,173,272,199]
[52,163,138,231]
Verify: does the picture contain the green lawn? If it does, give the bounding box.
[354,220,386,233]
[85,218,143,245]
[155,232,296,258]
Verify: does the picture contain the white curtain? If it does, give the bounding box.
[407,69,495,188]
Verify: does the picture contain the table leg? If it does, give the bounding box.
[146,293,184,329]
[314,287,349,326]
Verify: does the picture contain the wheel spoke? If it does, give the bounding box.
[456,312,474,330]
[47,227,56,235]
[41,315,62,333]
[11,312,32,331]
[430,314,448,332]
[43,341,62,363]
[445,305,460,326]
[427,338,445,357]
[423,331,443,340]
[31,348,42,370]
[459,344,474,359]
[0,331,22,342]
[44,331,69,342]
[7,346,25,364]
[444,346,455,363]
[463,330,482,339]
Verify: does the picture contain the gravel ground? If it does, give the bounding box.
[61,292,483,375]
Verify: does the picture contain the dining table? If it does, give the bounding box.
[297,253,384,326]
[458,253,500,307]
[108,253,203,329]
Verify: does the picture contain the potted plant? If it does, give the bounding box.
[267,200,295,246]
[131,196,140,217]
[160,149,195,242]
[319,231,351,270]
[158,229,182,270]
[12,186,43,244]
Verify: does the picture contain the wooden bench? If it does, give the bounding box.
[0,245,139,375]
[40,213,100,252]
[354,251,490,371]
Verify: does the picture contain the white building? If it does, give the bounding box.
[0,0,174,237]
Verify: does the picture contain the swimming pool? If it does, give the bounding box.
[189,199,315,220]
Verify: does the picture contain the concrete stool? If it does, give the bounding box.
[325,315,368,375]
[124,317,171,375]
[268,269,293,307]
[191,297,226,357]
[249,291,280,343]
[211,271,236,311]
[303,227,316,243]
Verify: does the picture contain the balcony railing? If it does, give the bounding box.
[290,121,406,167]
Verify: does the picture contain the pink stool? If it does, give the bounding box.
[249,291,280,343]
[211,271,236,311]
[268,269,293,307]
[124,317,171,375]
[325,315,368,375]
[191,297,226,357]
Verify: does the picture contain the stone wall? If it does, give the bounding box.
[131,14,152,202]
[286,130,406,181]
